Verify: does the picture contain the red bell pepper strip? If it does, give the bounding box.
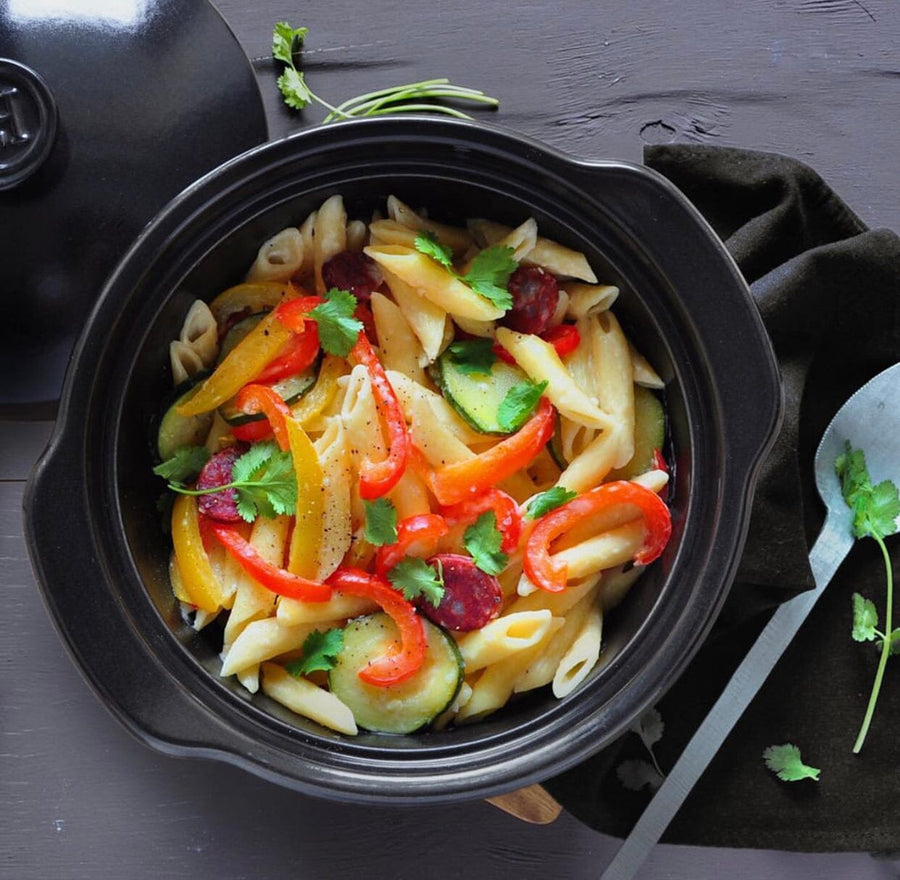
[350,331,410,500]
[233,384,293,451]
[209,522,333,602]
[272,295,324,332]
[327,567,426,686]
[441,488,522,554]
[493,324,581,365]
[254,323,320,384]
[523,480,672,593]
[429,397,556,506]
[231,418,273,444]
[374,513,449,576]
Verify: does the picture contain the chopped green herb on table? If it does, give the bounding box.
[763,743,820,782]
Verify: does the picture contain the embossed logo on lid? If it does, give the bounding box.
[0,58,58,190]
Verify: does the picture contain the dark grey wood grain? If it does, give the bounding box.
[5,0,900,877]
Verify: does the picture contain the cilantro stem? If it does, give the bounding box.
[167,480,275,497]
[853,534,894,754]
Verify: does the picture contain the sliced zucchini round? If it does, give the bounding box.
[329,613,463,734]
[157,376,214,461]
[435,351,530,435]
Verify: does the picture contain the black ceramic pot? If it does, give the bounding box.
[25,117,781,803]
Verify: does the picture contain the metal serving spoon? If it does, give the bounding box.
[600,360,900,879]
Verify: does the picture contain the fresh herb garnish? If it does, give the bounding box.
[414,230,454,270]
[446,338,498,376]
[835,441,900,753]
[363,498,399,547]
[153,445,210,482]
[497,379,548,432]
[307,288,363,357]
[462,247,517,310]
[387,557,445,607]
[763,743,820,782]
[463,511,508,576]
[616,707,666,792]
[167,440,297,523]
[273,22,499,122]
[525,487,578,519]
[285,628,344,676]
[413,231,516,310]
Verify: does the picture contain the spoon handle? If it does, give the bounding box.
[598,513,854,880]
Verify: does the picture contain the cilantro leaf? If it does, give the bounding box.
[272,21,307,65]
[388,557,445,607]
[630,706,665,751]
[308,288,362,356]
[616,759,664,793]
[285,628,344,677]
[463,511,508,576]
[461,246,516,310]
[167,440,297,523]
[497,380,548,432]
[152,445,210,483]
[414,230,454,270]
[852,592,879,642]
[762,743,820,782]
[525,487,577,519]
[363,498,398,547]
[835,441,900,540]
[277,68,313,111]
[446,338,498,376]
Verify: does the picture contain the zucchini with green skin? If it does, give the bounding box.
[157,374,214,461]
[329,612,463,734]
[547,386,665,478]
[218,369,318,426]
[608,385,665,480]
[434,350,531,435]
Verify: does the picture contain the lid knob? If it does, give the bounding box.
[0,58,58,190]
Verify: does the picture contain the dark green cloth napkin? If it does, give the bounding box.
[544,145,900,852]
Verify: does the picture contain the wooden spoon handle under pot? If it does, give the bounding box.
[485,784,563,824]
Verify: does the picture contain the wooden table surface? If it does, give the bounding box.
[4,1,900,877]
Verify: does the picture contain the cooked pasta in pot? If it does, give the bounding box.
[152,194,672,736]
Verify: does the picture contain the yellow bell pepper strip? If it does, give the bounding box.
[209,522,333,603]
[428,397,556,506]
[290,354,345,425]
[374,513,449,576]
[350,331,410,500]
[177,310,294,417]
[233,384,293,451]
[284,416,324,579]
[208,281,298,331]
[440,488,522,554]
[171,494,229,612]
[326,567,426,686]
[523,481,672,593]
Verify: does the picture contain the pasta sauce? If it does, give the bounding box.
[155,194,672,736]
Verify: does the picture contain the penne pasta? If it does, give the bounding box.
[246,227,304,282]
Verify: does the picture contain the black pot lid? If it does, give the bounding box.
[0,0,269,410]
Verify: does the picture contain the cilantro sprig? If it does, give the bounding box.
[363,498,399,547]
[273,22,499,122]
[616,707,666,792]
[524,487,578,519]
[835,440,900,753]
[763,743,820,783]
[445,339,498,377]
[463,511,508,576]
[497,379,548,432]
[414,231,516,311]
[153,445,210,483]
[308,288,363,357]
[165,441,298,523]
[388,557,445,608]
[285,628,344,677]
